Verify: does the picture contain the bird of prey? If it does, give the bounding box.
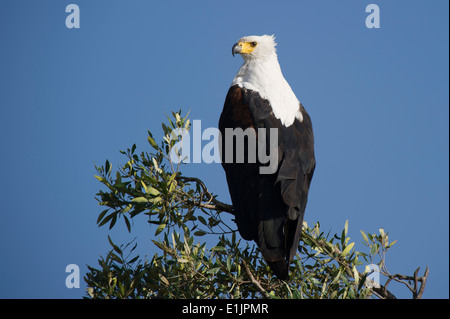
[219,35,315,280]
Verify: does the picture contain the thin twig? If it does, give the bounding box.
[242,260,270,298]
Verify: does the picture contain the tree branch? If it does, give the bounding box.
[383,266,429,299]
[242,260,270,298]
[178,176,234,214]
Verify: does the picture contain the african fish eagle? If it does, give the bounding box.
[219,35,315,280]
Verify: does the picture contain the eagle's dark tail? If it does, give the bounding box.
[266,260,289,280]
[260,216,304,280]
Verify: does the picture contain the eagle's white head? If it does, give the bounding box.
[232,34,277,60]
[231,34,303,126]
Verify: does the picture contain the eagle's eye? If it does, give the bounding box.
[250,42,257,48]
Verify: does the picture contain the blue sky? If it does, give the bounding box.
[0,0,448,298]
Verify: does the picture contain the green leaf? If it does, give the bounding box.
[115,171,122,184]
[97,209,109,225]
[105,160,111,175]
[344,220,349,237]
[194,230,207,237]
[152,157,159,169]
[152,240,172,253]
[388,240,397,248]
[331,269,342,285]
[108,236,122,255]
[147,135,158,150]
[109,214,117,229]
[122,204,132,214]
[109,252,121,264]
[155,223,166,236]
[353,265,360,287]
[131,197,149,204]
[94,175,105,183]
[226,255,232,272]
[341,242,355,257]
[360,230,369,244]
[348,287,355,299]
[160,275,169,286]
[124,215,131,232]
[146,187,160,196]
[118,282,125,296]
[149,196,162,203]
[198,216,207,226]
[98,212,116,227]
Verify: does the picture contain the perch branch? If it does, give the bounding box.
[178,176,234,214]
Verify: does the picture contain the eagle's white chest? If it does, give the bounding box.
[232,54,302,126]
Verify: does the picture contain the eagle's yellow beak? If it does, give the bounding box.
[232,42,256,56]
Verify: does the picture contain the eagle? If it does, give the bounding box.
[219,35,315,280]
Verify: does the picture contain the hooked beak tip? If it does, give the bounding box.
[232,43,241,57]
